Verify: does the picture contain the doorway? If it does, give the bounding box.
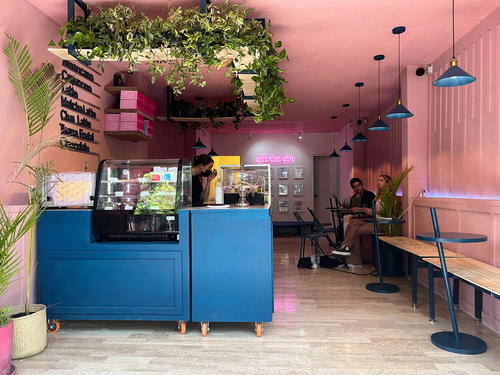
[313,156,338,224]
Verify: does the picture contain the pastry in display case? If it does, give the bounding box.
[92,159,191,241]
[43,172,95,207]
[220,165,270,206]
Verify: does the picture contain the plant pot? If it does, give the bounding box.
[0,320,15,375]
[10,304,47,359]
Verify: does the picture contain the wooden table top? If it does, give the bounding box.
[424,257,500,297]
[379,236,467,258]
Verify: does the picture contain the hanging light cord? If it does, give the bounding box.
[378,60,381,115]
[358,87,361,130]
[452,0,456,59]
[398,34,401,99]
[344,107,348,142]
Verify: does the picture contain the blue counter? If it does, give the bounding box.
[190,206,274,324]
[37,209,190,322]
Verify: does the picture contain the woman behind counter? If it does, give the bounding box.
[192,154,217,207]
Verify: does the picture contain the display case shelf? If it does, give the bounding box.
[104,131,152,142]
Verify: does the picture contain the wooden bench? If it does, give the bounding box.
[379,236,466,316]
[424,257,500,322]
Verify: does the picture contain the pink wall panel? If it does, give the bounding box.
[427,11,500,198]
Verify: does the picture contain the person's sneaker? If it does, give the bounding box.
[347,263,363,269]
[331,244,351,256]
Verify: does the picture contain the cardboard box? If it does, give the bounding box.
[105,114,120,131]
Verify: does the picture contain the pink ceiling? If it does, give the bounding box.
[27,0,500,133]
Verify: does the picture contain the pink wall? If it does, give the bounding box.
[213,132,340,222]
[0,0,149,205]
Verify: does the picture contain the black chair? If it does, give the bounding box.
[306,207,337,247]
[328,195,345,245]
[293,212,326,258]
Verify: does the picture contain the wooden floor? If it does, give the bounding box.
[14,236,500,374]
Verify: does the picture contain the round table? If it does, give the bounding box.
[363,218,405,294]
[416,207,488,355]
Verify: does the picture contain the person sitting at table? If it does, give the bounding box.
[332,175,392,268]
[342,177,376,232]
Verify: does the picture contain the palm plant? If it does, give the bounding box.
[2,33,63,316]
[378,165,413,235]
[0,203,42,325]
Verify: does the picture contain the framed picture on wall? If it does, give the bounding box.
[293,183,303,196]
[293,200,303,212]
[278,167,288,179]
[278,184,288,196]
[293,166,304,179]
[278,200,288,213]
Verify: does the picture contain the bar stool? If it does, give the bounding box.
[363,201,404,293]
[416,207,487,355]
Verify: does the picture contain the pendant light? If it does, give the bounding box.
[369,55,390,131]
[433,0,476,87]
[386,26,414,119]
[352,82,368,142]
[329,116,340,158]
[192,137,207,149]
[340,104,353,152]
[208,147,218,156]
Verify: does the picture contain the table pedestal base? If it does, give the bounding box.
[365,283,399,293]
[431,331,487,355]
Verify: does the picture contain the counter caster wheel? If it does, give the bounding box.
[47,320,60,334]
[201,322,209,337]
[178,321,187,334]
[255,322,263,337]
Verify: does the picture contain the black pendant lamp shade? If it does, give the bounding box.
[208,147,218,156]
[386,26,414,119]
[340,104,353,152]
[192,137,207,149]
[433,0,476,87]
[329,115,340,158]
[369,55,390,131]
[352,82,368,142]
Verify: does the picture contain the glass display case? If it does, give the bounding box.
[220,164,270,206]
[92,159,191,241]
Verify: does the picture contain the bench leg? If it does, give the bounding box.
[411,254,418,309]
[428,263,436,322]
[474,289,482,323]
[453,278,460,307]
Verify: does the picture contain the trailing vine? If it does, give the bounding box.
[53,1,294,124]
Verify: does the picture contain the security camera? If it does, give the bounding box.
[416,67,426,76]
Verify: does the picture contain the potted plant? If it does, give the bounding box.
[3,33,62,359]
[376,165,413,276]
[0,203,41,374]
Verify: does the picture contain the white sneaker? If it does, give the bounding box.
[348,264,363,269]
[331,245,351,256]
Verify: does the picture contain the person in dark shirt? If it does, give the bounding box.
[191,154,217,207]
[349,177,376,209]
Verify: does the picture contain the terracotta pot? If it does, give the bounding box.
[0,320,14,375]
[10,304,47,359]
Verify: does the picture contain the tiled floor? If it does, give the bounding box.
[14,236,500,374]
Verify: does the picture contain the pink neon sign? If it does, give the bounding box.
[255,155,296,164]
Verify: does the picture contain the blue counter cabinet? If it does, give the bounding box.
[190,207,274,328]
[36,209,190,323]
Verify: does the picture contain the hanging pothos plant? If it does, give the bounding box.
[52,1,294,124]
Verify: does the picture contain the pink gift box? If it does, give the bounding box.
[105,114,120,131]
[120,90,139,100]
[120,121,143,132]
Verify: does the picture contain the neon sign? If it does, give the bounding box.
[255,155,296,164]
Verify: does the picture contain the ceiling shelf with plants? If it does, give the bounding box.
[49,1,293,125]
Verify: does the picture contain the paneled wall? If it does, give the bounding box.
[427,9,500,198]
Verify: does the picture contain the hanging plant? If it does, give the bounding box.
[52,1,294,123]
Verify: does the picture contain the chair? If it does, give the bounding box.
[306,207,337,247]
[293,212,326,258]
[328,195,345,245]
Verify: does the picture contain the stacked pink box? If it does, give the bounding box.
[119,113,154,136]
[104,114,120,131]
[120,90,157,119]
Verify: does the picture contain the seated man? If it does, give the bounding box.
[342,178,375,232]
